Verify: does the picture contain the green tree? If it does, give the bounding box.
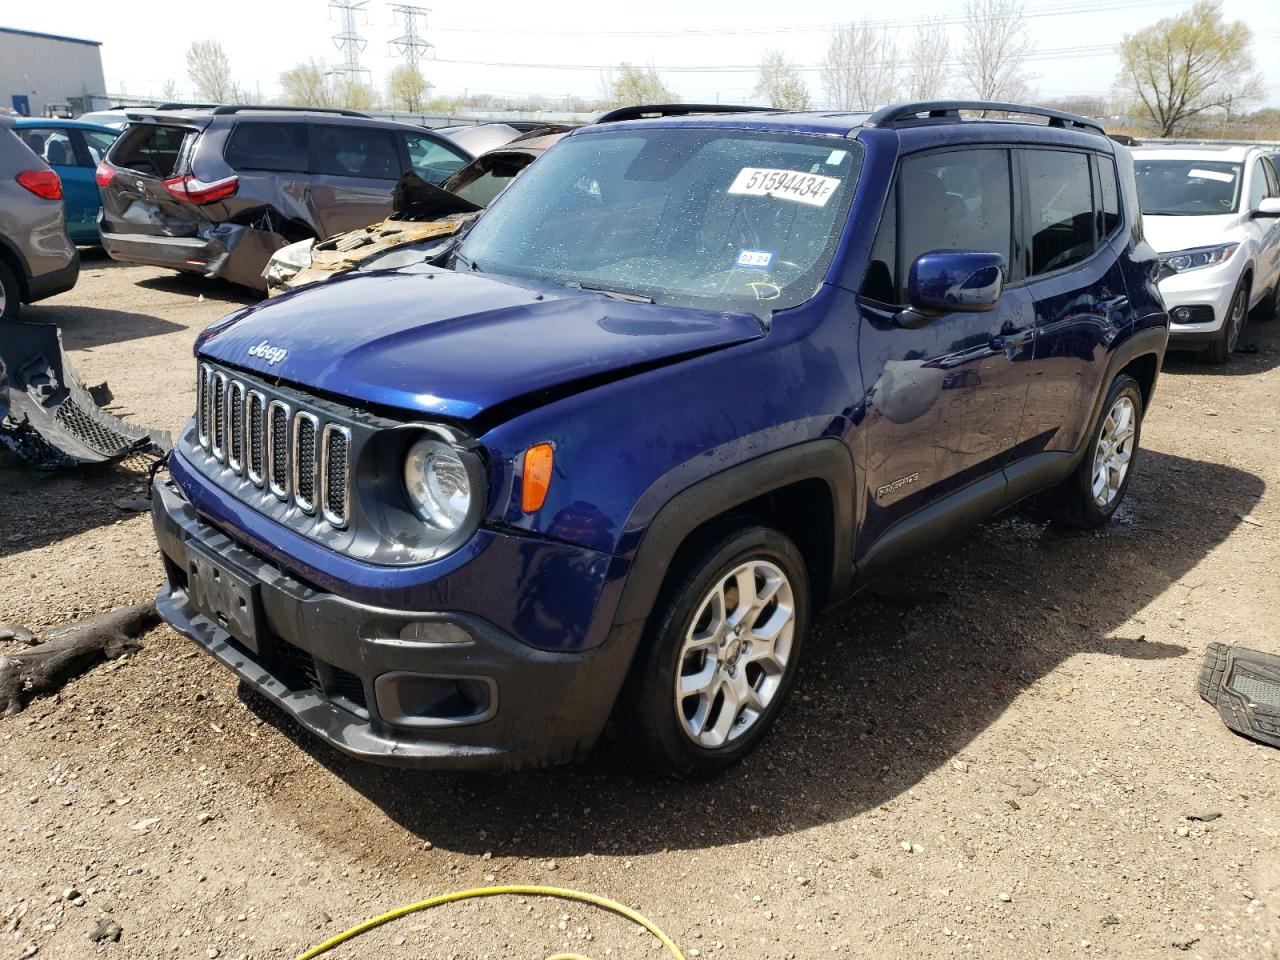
[387,64,430,112]
[186,40,235,103]
[754,50,810,110]
[334,78,378,111]
[279,61,334,108]
[602,63,678,107]
[1116,0,1263,137]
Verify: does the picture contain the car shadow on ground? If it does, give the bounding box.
[14,303,185,352]
[133,272,259,307]
[240,445,1264,858]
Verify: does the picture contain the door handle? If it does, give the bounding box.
[989,329,1033,351]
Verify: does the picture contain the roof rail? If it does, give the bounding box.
[154,102,222,111]
[209,104,371,118]
[866,100,1106,136]
[595,103,776,125]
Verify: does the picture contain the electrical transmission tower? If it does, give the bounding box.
[389,4,433,66]
[330,0,372,84]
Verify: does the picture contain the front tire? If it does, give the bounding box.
[1205,278,1249,364]
[1042,373,1144,529]
[619,525,811,778]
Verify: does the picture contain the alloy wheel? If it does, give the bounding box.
[1091,395,1136,508]
[1225,288,1247,353]
[674,559,796,748]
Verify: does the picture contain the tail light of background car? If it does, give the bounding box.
[162,174,239,205]
[95,161,116,188]
[15,169,63,200]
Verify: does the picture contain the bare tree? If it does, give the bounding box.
[160,79,179,103]
[185,40,236,103]
[822,21,898,111]
[960,0,1032,102]
[906,18,950,100]
[1116,0,1264,137]
[754,50,811,110]
[600,63,678,107]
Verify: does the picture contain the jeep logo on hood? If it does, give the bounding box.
[247,340,288,365]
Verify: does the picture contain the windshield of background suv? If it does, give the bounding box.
[458,127,862,315]
[1134,159,1243,216]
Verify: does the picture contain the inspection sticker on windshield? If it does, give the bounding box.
[1189,168,1235,183]
[736,249,774,269]
[728,168,841,207]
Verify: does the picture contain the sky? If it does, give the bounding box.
[6,0,1280,109]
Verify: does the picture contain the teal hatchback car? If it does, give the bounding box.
[13,119,118,245]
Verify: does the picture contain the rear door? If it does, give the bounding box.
[306,123,401,236]
[1014,148,1129,459]
[100,120,208,239]
[17,125,94,240]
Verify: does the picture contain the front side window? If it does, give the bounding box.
[862,148,1013,304]
[1134,159,1242,216]
[1026,149,1095,276]
[402,133,468,185]
[225,122,307,173]
[459,128,862,316]
[312,125,400,180]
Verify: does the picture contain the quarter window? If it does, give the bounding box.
[312,125,401,180]
[1025,149,1095,276]
[1097,155,1121,238]
[1247,159,1268,210]
[225,122,308,172]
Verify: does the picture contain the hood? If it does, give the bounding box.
[1141,212,1242,255]
[198,269,764,421]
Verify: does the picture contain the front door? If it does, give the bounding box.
[307,124,401,236]
[856,146,1034,553]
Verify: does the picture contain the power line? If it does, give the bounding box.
[330,0,372,84]
[389,4,434,65]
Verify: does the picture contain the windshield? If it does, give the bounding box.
[1134,159,1242,216]
[458,127,862,315]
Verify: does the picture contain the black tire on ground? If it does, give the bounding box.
[618,524,811,779]
[1205,277,1250,364]
[0,259,21,320]
[1041,373,1144,530]
[1251,283,1279,323]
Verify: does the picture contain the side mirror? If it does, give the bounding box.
[906,251,1006,319]
[1252,197,1280,219]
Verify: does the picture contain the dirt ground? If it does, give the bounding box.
[1,252,1277,960]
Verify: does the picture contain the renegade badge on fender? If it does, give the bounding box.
[151,101,1168,777]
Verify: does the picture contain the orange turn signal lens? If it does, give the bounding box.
[521,443,554,513]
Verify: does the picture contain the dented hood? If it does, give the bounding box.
[198,269,764,421]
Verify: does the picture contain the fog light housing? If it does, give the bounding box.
[375,672,497,727]
[1173,306,1193,322]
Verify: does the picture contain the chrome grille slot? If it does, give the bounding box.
[246,391,266,486]
[211,372,227,461]
[293,412,319,513]
[197,363,212,448]
[226,381,245,472]
[321,424,351,528]
[267,400,290,500]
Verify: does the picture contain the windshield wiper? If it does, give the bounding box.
[565,281,654,303]
[453,249,482,273]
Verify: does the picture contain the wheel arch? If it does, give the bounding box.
[0,235,30,302]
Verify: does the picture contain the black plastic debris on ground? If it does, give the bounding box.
[0,318,170,469]
[1199,642,1280,749]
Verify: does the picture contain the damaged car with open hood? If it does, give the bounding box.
[150,102,1168,777]
[96,105,473,291]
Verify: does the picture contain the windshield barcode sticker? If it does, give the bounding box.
[1188,168,1235,183]
[727,168,841,207]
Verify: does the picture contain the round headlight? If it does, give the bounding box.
[403,437,472,531]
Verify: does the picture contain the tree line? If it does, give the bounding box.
[179,0,1268,138]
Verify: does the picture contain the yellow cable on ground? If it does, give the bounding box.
[294,884,687,960]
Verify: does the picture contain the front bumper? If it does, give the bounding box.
[150,476,637,769]
[1156,260,1239,342]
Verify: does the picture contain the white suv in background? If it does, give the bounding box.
[1132,144,1280,363]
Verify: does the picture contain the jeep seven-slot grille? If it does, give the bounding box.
[195,363,350,528]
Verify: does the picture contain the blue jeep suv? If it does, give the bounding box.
[150,101,1168,777]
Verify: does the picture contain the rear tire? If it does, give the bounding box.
[618,525,811,778]
[1205,278,1249,364]
[1252,283,1279,323]
[0,260,20,319]
[1041,373,1143,530]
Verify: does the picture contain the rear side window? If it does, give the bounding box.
[861,148,1014,304]
[312,125,401,180]
[108,124,192,178]
[225,122,307,172]
[1025,150,1095,276]
[1096,155,1121,238]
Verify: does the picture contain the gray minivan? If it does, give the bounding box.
[0,115,79,319]
[96,105,471,290]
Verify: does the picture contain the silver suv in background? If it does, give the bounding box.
[0,115,79,319]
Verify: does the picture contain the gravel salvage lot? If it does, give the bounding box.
[1,254,1277,959]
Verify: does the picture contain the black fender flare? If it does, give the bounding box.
[611,438,856,631]
[1084,323,1168,456]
